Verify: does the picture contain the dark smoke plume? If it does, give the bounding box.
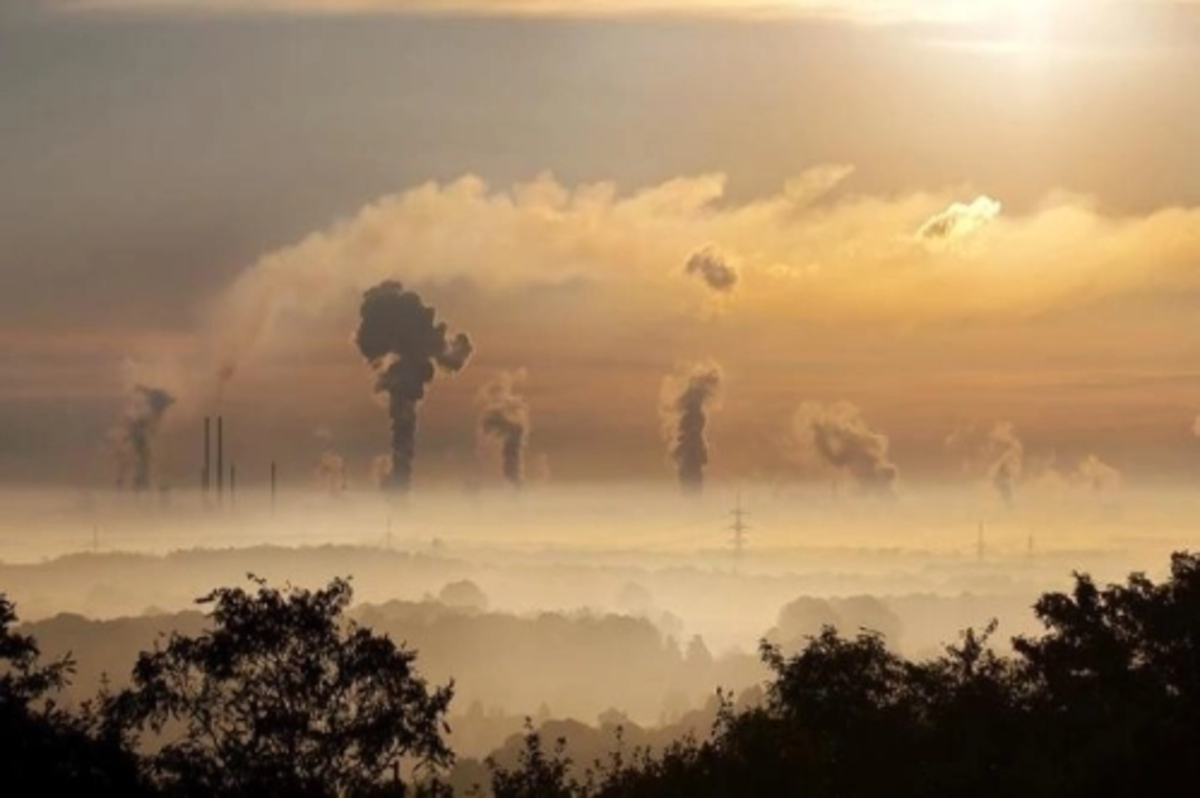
[476,370,531,489]
[118,385,176,492]
[355,280,474,492]
[790,402,898,495]
[216,361,236,404]
[684,246,739,293]
[660,361,723,493]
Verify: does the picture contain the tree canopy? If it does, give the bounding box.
[108,575,454,797]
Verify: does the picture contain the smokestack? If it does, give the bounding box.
[270,461,277,512]
[217,416,224,505]
[356,280,474,493]
[203,416,211,496]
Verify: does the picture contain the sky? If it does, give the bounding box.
[4,0,1200,490]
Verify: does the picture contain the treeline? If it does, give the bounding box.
[19,594,761,744]
[3,553,1200,796]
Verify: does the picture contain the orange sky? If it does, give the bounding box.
[3,1,1200,489]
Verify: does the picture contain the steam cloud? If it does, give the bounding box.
[314,451,348,495]
[789,402,898,495]
[918,195,1002,242]
[356,280,474,492]
[476,370,531,489]
[660,361,724,493]
[118,385,176,492]
[684,246,739,293]
[1073,454,1122,494]
[946,421,1024,508]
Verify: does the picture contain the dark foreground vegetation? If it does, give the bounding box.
[3,553,1200,797]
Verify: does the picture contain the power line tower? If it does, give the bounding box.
[730,493,751,572]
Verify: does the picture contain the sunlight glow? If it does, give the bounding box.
[925,0,1060,40]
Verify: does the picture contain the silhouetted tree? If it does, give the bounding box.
[479,552,1200,798]
[1012,551,1200,794]
[109,576,454,797]
[0,593,147,797]
[487,720,579,798]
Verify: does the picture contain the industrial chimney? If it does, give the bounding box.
[203,416,211,497]
[217,416,225,505]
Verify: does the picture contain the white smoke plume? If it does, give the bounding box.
[918,195,1002,243]
[946,421,1024,508]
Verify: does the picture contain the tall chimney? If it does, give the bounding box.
[270,461,277,513]
[203,416,211,496]
[217,416,225,505]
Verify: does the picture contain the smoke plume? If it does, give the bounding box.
[118,385,176,492]
[789,402,898,495]
[216,361,236,404]
[355,280,474,492]
[684,246,739,293]
[660,361,723,493]
[1072,454,1123,494]
[946,421,1024,508]
[476,370,531,489]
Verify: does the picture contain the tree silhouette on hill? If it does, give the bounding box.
[484,551,1200,798]
[6,552,1200,796]
[106,575,454,797]
[0,594,148,796]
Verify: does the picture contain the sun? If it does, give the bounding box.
[896,0,1063,51]
[966,0,1060,38]
[915,0,1057,29]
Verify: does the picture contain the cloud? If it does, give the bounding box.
[684,246,740,294]
[918,195,1002,243]
[50,1,1200,27]
[189,166,1200,410]
[48,0,829,18]
[38,0,993,22]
